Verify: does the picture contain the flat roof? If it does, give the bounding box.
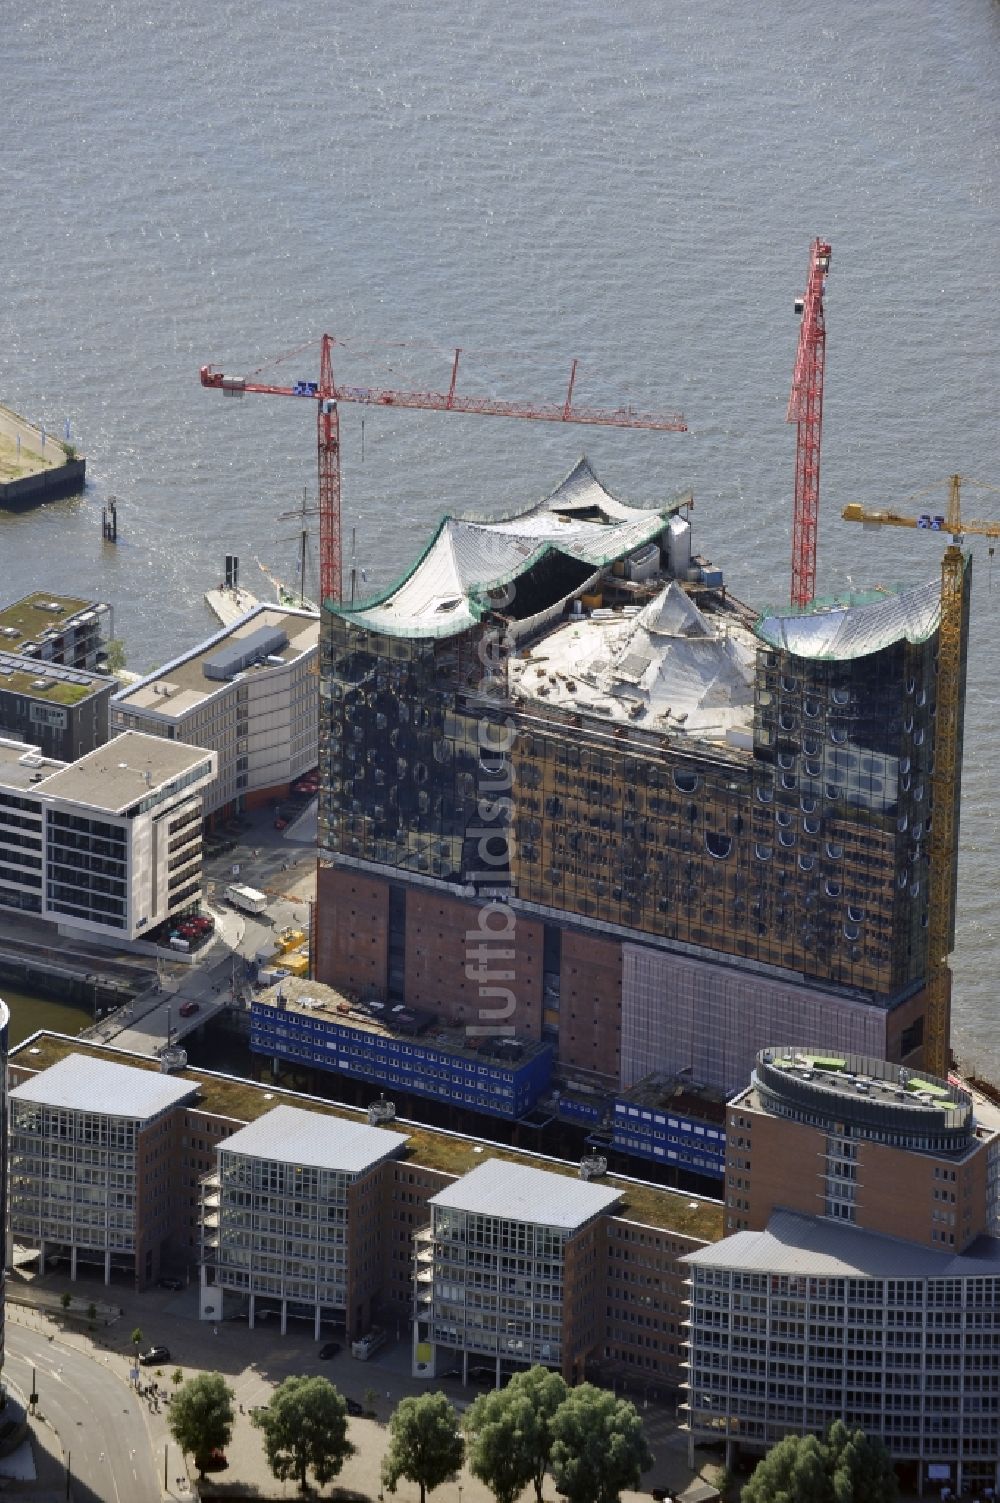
[429,1157,623,1229]
[684,1209,1000,1280]
[220,1103,408,1175]
[9,1053,199,1120]
[0,738,66,793]
[8,1032,724,1242]
[0,652,113,707]
[257,976,551,1067]
[0,592,103,649]
[34,731,213,813]
[114,604,318,722]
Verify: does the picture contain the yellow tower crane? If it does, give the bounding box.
[843,475,999,1077]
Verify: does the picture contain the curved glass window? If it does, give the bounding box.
[914,728,925,746]
[825,841,843,860]
[906,677,916,695]
[803,735,821,756]
[913,821,924,841]
[705,831,733,860]
[801,795,817,813]
[804,759,821,778]
[673,769,699,793]
[904,716,914,734]
[798,854,814,871]
[778,830,796,848]
[825,879,841,897]
[755,786,774,804]
[844,922,861,940]
[755,843,772,861]
[781,675,798,692]
[778,752,795,770]
[758,690,773,707]
[916,688,927,706]
[897,813,908,833]
[910,880,921,898]
[831,687,850,706]
[900,756,911,774]
[898,870,909,890]
[847,904,865,922]
[781,773,797,791]
[803,816,820,835]
[775,809,792,827]
[804,699,820,718]
[914,783,925,802]
[826,784,843,801]
[830,725,848,744]
[900,773,911,792]
[779,713,795,731]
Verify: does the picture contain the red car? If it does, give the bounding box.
[179,1001,200,1018]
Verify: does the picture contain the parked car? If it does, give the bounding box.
[203,1449,228,1471]
[344,1397,363,1417]
[158,1276,183,1292]
[139,1345,170,1365]
[318,1341,341,1360]
[178,1001,199,1018]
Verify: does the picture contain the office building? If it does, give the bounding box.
[0,593,113,671]
[0,653,114,760]
[9,1033,720,1387]
[201,1104,408,1337]
[0,998,8,1373]
[111,603,318,818]
[7,1054,199,1286]
[683,1212,1000,1496]
[0,731,215,941]
[315,458,969,1101]
[681,1046,1000,1493]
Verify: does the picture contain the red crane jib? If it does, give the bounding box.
[200,337,686,607]
[787,239,832,610]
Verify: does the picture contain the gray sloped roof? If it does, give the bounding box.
[10,1054,199,1120]
[755,578,942,661]
[430,1157,623,1229]
[330,458,686,639]
[683,1209,1000,1279]
[220,1104,408,1175]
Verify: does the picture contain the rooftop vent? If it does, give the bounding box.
[579,1154,608,1181]
[31,679,52,691]
[367,1097,397,1126]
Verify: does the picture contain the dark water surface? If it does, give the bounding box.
[3,1,997,1066]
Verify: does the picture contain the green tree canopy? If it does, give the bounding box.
[167,1372,235,1479]
[741,1426,898,1503]
[549,1384,651,1503]
[464,1365,568,1503]
[252,1375,354,1493]
[382,1392,464,1503]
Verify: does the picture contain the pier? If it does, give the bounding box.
[0,402,85,507]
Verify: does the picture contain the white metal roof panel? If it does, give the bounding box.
[429,1157,623,1229]
[683,1209,1000,1279]
[756,578,941,661]
[10,1054,199,1120]
[219,1103,409,1175]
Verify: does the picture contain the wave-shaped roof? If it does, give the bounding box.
[331,458,686,638]
[755,577,942,660]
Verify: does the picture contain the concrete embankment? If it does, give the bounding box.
[0,402,85,506]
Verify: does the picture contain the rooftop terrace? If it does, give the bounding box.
[10,1032,724,1243]
[0,592,102,649]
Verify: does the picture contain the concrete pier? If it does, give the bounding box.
[0,402,85,507]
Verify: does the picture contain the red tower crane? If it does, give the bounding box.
[201,334,687,605]
[787,238,832,608]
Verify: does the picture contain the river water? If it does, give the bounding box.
[3,1,998,1068]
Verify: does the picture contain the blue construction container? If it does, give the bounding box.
[611,1098,726,1179]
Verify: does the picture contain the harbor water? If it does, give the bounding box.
[2,0,997,1069]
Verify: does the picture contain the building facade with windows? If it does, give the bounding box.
[314,459,970,1102]
[723,1046,999,1245]
[111,604,318,818]
[0,592,113,671]
[0,732,215,940]
[7,1055,199,1287]
[8,1034,719,1391]
[200,1104,408,1338]
[0,654,113,761]
[683,1211,1000,1496]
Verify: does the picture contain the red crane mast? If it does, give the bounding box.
[787,239,832,608]
[201,334,687,606]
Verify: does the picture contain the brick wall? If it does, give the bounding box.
[405,888,543,1040]
[558,930,622,1082]
[315,864,389,997]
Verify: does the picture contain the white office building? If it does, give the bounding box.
[201,1104,408,1338]
[110,605,318,818]
[0,731,216,941]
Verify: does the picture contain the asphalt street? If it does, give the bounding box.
[6,1321,162,1503]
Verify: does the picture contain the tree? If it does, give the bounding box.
[60,1292,71,1312]
[252,1375,354,1493]
[464,1365,568,1503]
[549,1385,651,1503]
[168,1372,234,1479]
[382,1392,464,1503]
[741,1427,897,1503]
[104,638,127,674]
[130,1327,143,1360]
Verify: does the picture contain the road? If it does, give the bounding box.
[6,1321,162,1503]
